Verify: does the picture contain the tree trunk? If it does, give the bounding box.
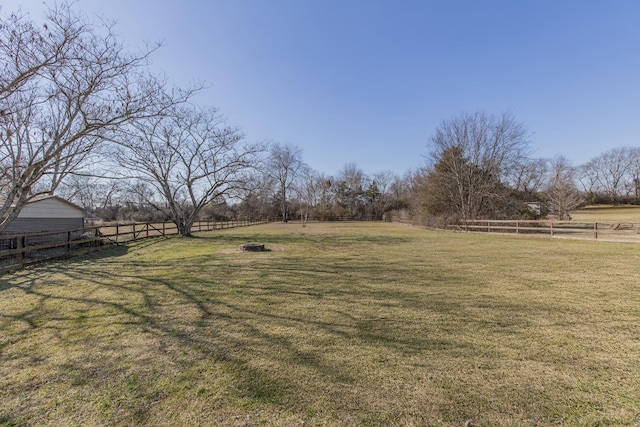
[176,218,195,237]
[281,185,287,222]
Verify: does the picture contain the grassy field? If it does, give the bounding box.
[1,222,640,426]
[571,205,640,223]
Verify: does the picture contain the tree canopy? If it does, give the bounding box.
[422,111,531,221]
[0,3,163,232]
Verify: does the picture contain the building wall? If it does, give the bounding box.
[1,197,85,235]
[18,198,84,219]
[2,218,84,234]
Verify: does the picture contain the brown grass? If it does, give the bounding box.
[572,205,640,223]
[1,222,639,426]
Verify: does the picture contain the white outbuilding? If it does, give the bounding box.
[2,195,85,235]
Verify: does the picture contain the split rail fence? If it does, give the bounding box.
[0,219,267,273]
[458,219,640,242]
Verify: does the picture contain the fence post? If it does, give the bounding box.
[116,224,119,244]
[146,223,150,238]
[16,236,25,269]
[550,222,554,237]
[516,220,519,235]
[487,220,490,233]
[594,222,598,239]
[67,231,72,253]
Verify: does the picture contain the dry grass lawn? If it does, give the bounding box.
[1,222,640,426]
[571,205,640,223]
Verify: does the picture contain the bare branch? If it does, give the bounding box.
[114,102,263,236]
[0,3,166,232]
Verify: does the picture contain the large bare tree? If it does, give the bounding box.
[263,142,305,222]
[578,147,640,204]
[425,111,531,221]
[544,156,583,220]
[0,3,164,232]
[293,166,323,226]
[116,103,261,236]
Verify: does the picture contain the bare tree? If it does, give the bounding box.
[263,142,305,222]
[510,158,549,196]
[388,173,411,212]
[577,161,601,203]
[425,111,531,221]
[115,103,261,236]
[299,170,333,221]
[628,147,640,202]
[579,147,638,204]
[56,175,123,213]
[368,170,397,219]
[0,3,164,232]
[292,165,315,227]
[234,171,275,221]
[545,156,583,220]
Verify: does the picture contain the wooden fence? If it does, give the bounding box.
[0,219,267,273]
[457,219,640,242]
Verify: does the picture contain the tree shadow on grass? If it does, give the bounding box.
[0,258,326,423]
[0,243,132,291]
[0,235,605,426]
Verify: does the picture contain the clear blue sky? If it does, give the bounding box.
[6,0,640,176]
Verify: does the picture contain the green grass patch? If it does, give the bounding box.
[1,222,640,426]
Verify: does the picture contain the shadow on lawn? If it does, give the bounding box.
[1,257,372,423]
[0,240,575,426]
